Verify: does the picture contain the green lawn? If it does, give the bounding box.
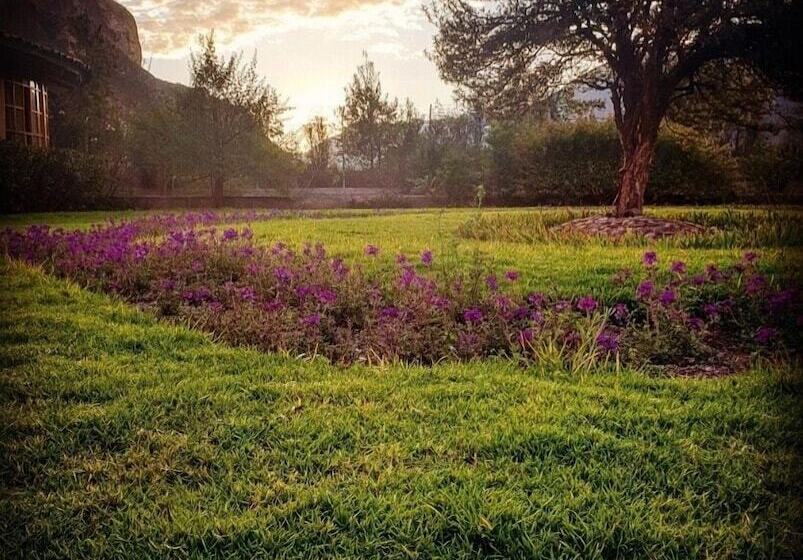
[2,206,800,299]
[1,207,802,558]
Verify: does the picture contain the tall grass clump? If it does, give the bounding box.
[458,207,803,249]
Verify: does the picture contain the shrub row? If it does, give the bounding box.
[0,142,119,213]
[487,121,742,205]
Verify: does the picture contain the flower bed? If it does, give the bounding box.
[2,213,800,370]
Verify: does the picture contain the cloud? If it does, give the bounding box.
[119,0,415,56]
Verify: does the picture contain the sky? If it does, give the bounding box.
[117,0,457,132]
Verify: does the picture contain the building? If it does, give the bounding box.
[0,32,87,147]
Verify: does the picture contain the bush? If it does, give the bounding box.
[737,146,803,201]
[432,145,484,203]
[489,120,740,205]
[0,142,117,213]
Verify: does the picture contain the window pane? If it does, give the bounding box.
[3,81,12,105]
[15,108,25,130]
[14,83,23,105]
[5,107,13,131]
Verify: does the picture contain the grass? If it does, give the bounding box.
[1,206,802,558]
[2,206,801,300]
[457,207,803,249]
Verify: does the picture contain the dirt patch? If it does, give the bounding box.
[552,215,710,239]
[649,351,753,379]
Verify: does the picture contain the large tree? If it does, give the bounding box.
[188,33,286,205]
[130,33,288,204]
[338,54,398,170]
[427,0,793,216]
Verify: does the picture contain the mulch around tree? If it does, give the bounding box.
[552,215,709,239]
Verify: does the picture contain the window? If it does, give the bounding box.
[3,79,49,147]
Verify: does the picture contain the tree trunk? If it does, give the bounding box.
[614,135,656,217]
[212,174,224,208]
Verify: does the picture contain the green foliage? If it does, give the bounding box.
[432,145,484,202]
[338,54,398,170]
[488,121,741,205]
[129,32,296,198]
[0,142,117,213]
[489,120,619,203]
[738,146,803,198]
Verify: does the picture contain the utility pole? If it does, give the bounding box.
[340,110,346,189]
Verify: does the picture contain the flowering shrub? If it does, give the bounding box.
[1,214,800,369]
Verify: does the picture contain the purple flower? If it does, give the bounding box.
[706,264,724,282]
[637,280,654,299]
[222,228,238,241]
[643,251,658,267]
[380,306,401,320]
[430,296,451,311]
[133,244,149,261]
[554,300,571,313]
[745,274,766,295]
[755,326,778,345]
[301,313,321,327]
[240,228,253,240]
[527,293,546,307]
[182,287,212,305]
[495,294,513,312]
[596,331,619,353]
[692,274,706,286]
[421,250,433,266]
[315,288,337,305]
[769,289,795,313]
[659,289,677,306]
[519,328,534,345]
[688,317,704,331]
[577,296,598,314]
[463,308,484,324]
[703,303,719,318]
[239,286,256,302]
[613,303,629,321]
[274,266,292,284]
[364,244,380,256]
[331,258,349,279]
[670,260,687,275]
[396,253,408,265]
[295,285,312,300]
[400,267,418,289]
[485,275,499,292]
[505,270,519,282]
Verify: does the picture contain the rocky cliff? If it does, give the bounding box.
[0,0,180,145]
[0,0,142,67]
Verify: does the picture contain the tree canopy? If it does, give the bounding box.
[428,0,797,216]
